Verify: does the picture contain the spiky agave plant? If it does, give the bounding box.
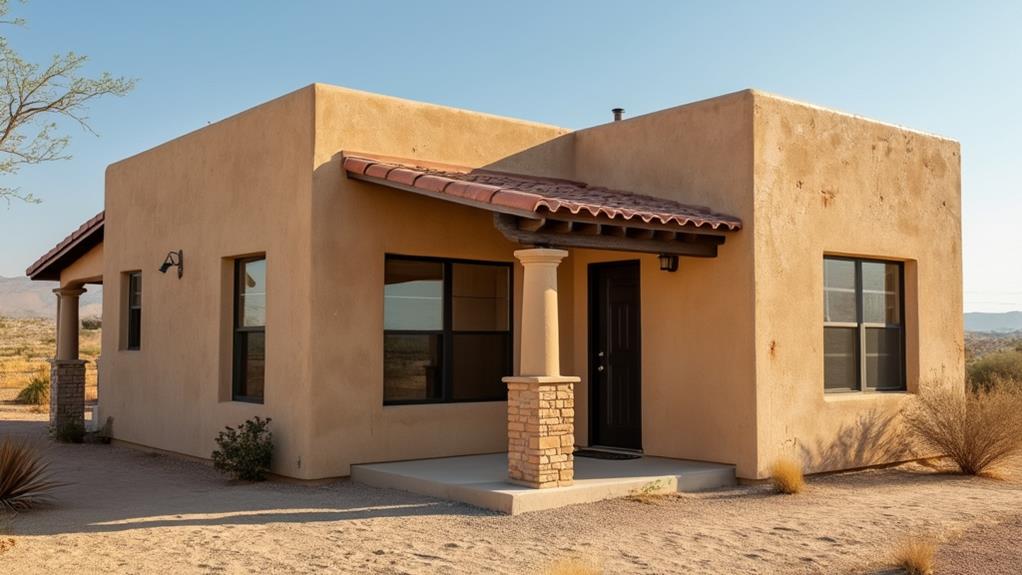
[0,438,61,512]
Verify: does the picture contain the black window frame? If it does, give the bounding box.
[125,271,142,350]
[383,254,514,406]
[823,256,906,393]
[232,256,266,404]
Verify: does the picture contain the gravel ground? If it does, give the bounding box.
[934,514,1022,574]
[2,416,1022,574]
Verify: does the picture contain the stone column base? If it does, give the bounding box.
[49,359,86,433]
[504,375,580,488]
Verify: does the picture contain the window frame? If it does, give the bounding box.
[383,254,514,406]
[232,256,266,404]
[823,256,906,394]
[125,271,142,351]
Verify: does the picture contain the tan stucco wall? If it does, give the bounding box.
[303,85,573,478]
[567,92,759,476]
[97,83,961,481]
[751,92,963,477]
[59,242,103,287]
[101,87,317,474]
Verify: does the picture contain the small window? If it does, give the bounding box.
[126,271,142,350]
[383,256,512,404]
[233,257,266,403]
[824,257,905,392]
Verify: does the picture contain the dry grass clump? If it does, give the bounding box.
[903,384,1022,476]
[624,479,673,504]
[891,535,936,575]
[542,557,603,575]
[768,456,805,494]
[15,370,48,408]
[0,438,60,512]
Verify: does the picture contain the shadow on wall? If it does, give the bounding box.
[798,408,915,474]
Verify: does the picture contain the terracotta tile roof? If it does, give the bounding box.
[342,154,742,232]
[26,211,105,281]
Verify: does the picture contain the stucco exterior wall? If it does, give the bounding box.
[100,87,316,474]
[569,92,759,477]
[94,83,961,482]
[751,92,963,477]
[303,85,573,478]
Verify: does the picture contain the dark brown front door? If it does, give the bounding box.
[589,261,642,450]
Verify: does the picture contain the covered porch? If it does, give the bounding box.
[25,211,105,435]
[344,154,743,502]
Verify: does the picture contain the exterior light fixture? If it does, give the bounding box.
[658,254,679,273]
[159,250,184,278]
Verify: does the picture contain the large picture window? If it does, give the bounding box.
[824,256,905,392]
[384,255,512,404]
[233,257,266,403]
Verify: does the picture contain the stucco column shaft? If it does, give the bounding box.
[54,287,86,361]
[515,248,567,377]
[504,248,578,489]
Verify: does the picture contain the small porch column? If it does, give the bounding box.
[503,248,579,488]
[50,286,87,434]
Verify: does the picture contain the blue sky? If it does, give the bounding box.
[0,1,1018,312]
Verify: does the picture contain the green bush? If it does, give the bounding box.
[80,317,102,330]
[968,350,1022,391]
[15,372,49,406]
[211,416,273,481]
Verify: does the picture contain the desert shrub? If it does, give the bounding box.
[768,456,805,494]
[0,439,61,512]
[968,350,1022,391]
[903,386,1022,475]
[51,420,85,444]
[212,416,273,481]
[80,317,102,330]
[891,536,935,575]
[15,371,48,406]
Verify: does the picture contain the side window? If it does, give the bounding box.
[824,257,905,392]
[126,271,142,350]
[233,257,266,403]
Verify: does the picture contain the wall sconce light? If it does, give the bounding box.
[159,250,184,278]
[658,254,679,273]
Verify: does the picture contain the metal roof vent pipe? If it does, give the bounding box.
[612,107,624,122]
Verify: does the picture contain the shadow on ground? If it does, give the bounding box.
[2,420,491,536]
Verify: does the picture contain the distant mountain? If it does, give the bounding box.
[964,311,1022,333]
[0,276,102,319]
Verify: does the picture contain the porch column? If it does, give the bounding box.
[50,286,87,435]
[503,248,579,488]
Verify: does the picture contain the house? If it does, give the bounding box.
[27,85,963,492]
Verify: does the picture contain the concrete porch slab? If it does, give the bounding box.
[351,453,736,514]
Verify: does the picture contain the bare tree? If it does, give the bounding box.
[1,0,134,203]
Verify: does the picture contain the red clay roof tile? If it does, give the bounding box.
[26,211,105,280]
[341,154,743,232]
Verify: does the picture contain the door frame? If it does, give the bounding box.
[587,259,642,451]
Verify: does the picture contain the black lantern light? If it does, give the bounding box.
[159,250,184,278]
[658,253,679,273]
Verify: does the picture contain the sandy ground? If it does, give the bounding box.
[2,415,1022,574]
